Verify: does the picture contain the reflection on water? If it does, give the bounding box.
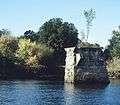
[0,80,119,105]
[64,83,109,105]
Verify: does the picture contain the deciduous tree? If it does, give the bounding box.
[84,8,95,41]
[37,18,78,50]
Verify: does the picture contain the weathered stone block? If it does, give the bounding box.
[64,47,109,84]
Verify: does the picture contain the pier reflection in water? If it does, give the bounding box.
[0,80,119,105]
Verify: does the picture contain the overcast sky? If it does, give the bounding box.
[0,0,120,47]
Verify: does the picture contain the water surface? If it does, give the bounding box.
[0,79,120,105]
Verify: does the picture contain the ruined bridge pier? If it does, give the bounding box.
[64,47,109,84]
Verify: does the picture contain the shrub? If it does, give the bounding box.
[16,38,54,68]
[107,57,120,78]
[0,35,17,63]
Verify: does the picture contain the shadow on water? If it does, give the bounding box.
[64,82,109,90]
[75,83,109,89]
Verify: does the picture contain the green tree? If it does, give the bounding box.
[37,18,78,50]
[16,38,39,67]
[106,26,120,78]
[0,29,11,36]
[84,8,95,41]
[108,27,120,58]
[0,35,18,63]
[19,30,39,42]
[16,38,54,68]
[24,30,35,36]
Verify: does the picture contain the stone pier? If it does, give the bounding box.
[64,47,109,84]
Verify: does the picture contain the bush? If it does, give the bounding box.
[78,42,101,48]
[107,57,120,78]
[16,38,54,68]
[0,35,17,63]
[108,27,120,58]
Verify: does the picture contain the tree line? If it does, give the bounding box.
[0,18,79,79]
[106,26,120,78]
[0,16,120,79]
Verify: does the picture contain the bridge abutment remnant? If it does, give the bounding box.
[64,47,109,84]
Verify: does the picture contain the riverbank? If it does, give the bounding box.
[0,64,64,80]
[0,63,119,80]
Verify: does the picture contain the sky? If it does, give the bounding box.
[0,0,120,47]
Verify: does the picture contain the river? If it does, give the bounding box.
[0,79,120,105]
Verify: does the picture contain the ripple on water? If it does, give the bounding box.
[0,80,119,105]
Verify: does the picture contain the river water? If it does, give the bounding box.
[0,79,120,105]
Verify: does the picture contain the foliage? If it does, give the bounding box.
[107,27,120,58]
[0,29,11,36]
[106,26,120,78]
[16,38,54,67]
[84,8,95,41]
[107,57,120,78]
[37,18,78,50]
[0,35,17,62]
[16,39,37,66]
[19,30,39,42]
[78,41,100,48]
[24,30,35,36]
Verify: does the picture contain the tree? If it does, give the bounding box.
[24,30,38,41]
[16,38,39,67]
[24,30,35,36]
[37,18,78,50]
[0,29,11,36]
[84,8,95,41]
[107,26,120,58]
[0,35,18,63]
[106,26,120,78]
[19,30,38,41]
[16,38,54,68]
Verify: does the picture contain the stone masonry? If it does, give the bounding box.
[64,47,76,83]
[64,47,109,84]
